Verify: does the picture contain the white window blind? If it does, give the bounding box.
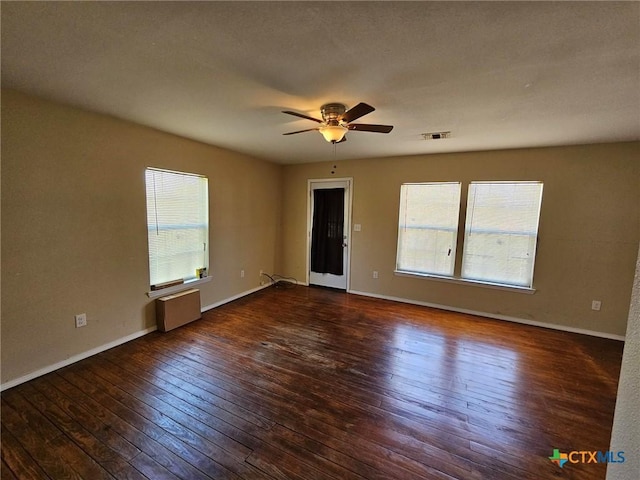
[145,168,209,287]
[396,182,461,276]
[461,182,543,288]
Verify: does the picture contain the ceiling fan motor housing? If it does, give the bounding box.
[321,103,347,125]
[282,102,392,139]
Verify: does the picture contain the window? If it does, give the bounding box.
[145,168,209,288]
[396,182,461,276]
[462,182,543,288]
[396,180,543,290]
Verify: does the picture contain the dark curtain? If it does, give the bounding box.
[311,188,344,275]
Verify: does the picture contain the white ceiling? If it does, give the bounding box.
[2,1,639,164]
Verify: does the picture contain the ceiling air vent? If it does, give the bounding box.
[421,131,451,140]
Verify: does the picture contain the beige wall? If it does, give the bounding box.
[282,142,640,337]
[1,89,282,384]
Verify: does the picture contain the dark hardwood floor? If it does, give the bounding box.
[1,285,624,479]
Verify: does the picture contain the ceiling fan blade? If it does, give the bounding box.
[282,128,319,135]
[282,110,323,123]
[341,102,375,123]
[347,123,394,133]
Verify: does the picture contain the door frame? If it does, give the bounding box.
[306,177,353,290]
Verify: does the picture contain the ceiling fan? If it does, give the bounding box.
[282,102,393,143]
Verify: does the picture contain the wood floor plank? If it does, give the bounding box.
[1,426,50,480]
[76,357,255,460]
[13,382,148,480]
[47,369,224,480]
[1,398,86,479]
[58,365,233,480]
[37,372,167,458]
[28,375,142,461]
[1,285,624,479]
[127,452,179,480]
[1,459,19,480]
[98,347,276,431]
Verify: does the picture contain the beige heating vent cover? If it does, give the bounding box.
[156,288,201,332]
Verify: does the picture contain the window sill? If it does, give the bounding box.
[147,276,212,299]
[394,270,536,294]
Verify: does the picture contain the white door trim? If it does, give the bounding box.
[306,178,353,289]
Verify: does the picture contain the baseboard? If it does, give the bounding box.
[4,285,622,391]
[201,283,271,312]
[348,289,626,341]
[0,325,158,392]
[1,284,273,392]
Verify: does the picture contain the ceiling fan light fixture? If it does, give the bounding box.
[319,125,348,143]
[282,102,392,141]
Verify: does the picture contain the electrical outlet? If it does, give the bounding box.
[75,313,87,328]
[591,300,602,311]
[373,271,379,279]
[240,269,245,278]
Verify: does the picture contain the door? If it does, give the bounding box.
[308,180,351,290]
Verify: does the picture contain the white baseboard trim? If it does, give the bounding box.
[348,290,626,342]
[4,285,622,392]
[201,283,271,312]
[0,325,158,392]
[2,284,274,392]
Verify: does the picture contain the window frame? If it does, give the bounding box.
[144,167,210,295]
[394,180,543,293]
[461,181,543,289]
[395,182,462,278]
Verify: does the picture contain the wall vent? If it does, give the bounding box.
[421,131,451,140]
